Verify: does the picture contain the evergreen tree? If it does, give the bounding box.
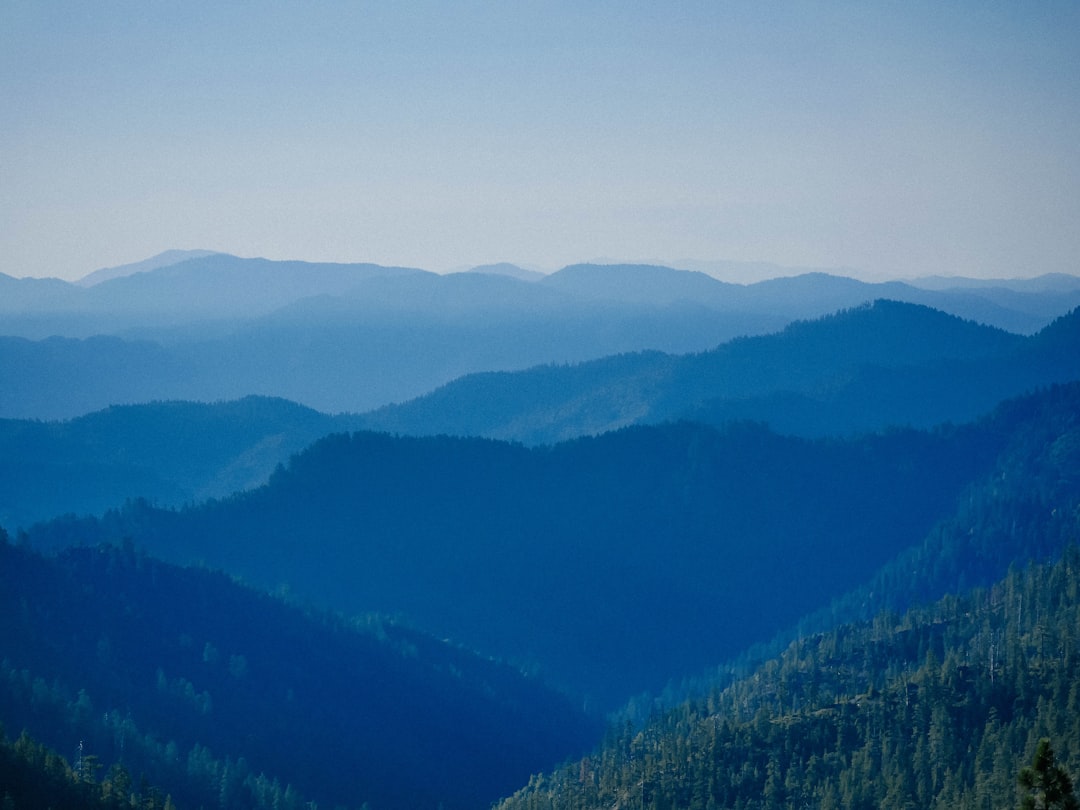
[1019,739,1079,810]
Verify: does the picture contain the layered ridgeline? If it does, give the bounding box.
[358,301,1080,444]
[4,253,1079,419]
[22,383,1080,708]
[4,301,1078,530]
[0,397,368,529]
[0,537,600,810]
[494,546,1080,810]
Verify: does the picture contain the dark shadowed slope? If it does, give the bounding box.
[0,539,601,810]
[29,384,1080,707]
[0,396,366,529]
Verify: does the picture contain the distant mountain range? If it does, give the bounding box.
[358,300,1080,443]
[74,249,223,287]
[2,253,1079,418]
[5,250,1080,810]
[4,300,1078,529]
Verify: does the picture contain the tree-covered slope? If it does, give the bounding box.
[26,384,1080,707]
[359,300,1079,444]
[0,538,600,810]
[0,726,181,810]
[5,302,1075,528]
[0,396,366,529]
[495,543,1080,810]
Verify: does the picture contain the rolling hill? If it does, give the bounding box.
[0,396,365,529]
[0,538,600,810]
[22,383,1080,708]
[357,301,1080,444]
[4,301,1077,532]
[3,254,1078,418]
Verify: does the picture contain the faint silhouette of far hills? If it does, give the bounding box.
[75,248,223,286]
[2,254,1078,418]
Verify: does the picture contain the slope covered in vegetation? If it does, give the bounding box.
[496,545,1080,810]
[358,301,1079,444]
[22,409,1008,706]
[0,537,599,810]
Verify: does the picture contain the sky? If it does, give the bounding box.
[3,1,1079,282]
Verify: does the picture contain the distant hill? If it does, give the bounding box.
[23,383,1080,707]
[75,248,222,286]
[907,271,1080,293]
[0,539,600,810]
[79,253,425,319]
[3,253,1078,418]
[539,263,741,306]
[357,301,1080,444]
[4,302,1077,531]
[0,396,366,529]
[465,262,547,281]
[0,334,196,420]
[0,253,426,337]
[0,272,85,312]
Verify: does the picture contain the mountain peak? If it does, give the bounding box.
[463,262,547,281]
[76,249,223,286]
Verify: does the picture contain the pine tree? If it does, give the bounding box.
[1018,739,1079,810]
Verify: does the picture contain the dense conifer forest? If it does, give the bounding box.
[0,726,179,810]
[495,546,1080,810]
[0,535,599,810]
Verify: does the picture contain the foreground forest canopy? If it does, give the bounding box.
[497,547,1080,810]
[0,535,600,810]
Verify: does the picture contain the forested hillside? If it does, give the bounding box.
[0,396,365,528]
[22,384,1080,707]
[0,538,599,810]
[495,545,1080,810]
[4,303,1077,531]
[358,302,1080,444]
[0,727,179,810]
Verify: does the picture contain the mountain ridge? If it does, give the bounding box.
[75,248,222,287]
[358,300,1079,444]
[24,383,1080,706]
[3,253,1078,417]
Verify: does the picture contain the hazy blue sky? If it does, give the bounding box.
[3,1,1079,281]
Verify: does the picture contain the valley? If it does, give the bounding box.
[2,254,1079,809]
